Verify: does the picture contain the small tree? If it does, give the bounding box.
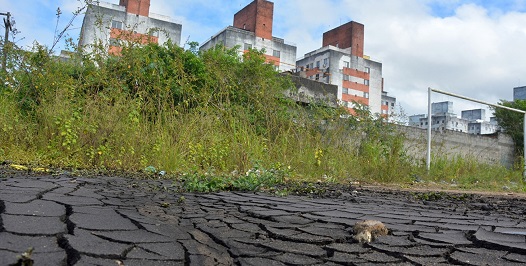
[493,100,526,155]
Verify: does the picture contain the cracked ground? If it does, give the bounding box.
[1,171,526,265]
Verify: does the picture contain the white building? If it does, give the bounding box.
[79,0,182,54]
[199,0,297,72]
[295,21,395,116]
[409,102,499,134]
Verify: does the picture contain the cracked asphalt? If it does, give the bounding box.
[1,171,526,265]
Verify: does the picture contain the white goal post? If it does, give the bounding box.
[427,87,526,178]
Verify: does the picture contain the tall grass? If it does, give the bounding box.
[0,40,523,191]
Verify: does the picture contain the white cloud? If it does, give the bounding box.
[329,0,526,116]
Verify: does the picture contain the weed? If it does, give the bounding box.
[14,247,34,266]
[181,172,229,193]
[177,196,186,204]
[411,191,473,202]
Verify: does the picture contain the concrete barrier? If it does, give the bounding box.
[398,125,515,167]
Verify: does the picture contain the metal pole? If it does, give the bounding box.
[1,12,11,72]
[427,87,432,173]
[430,88,526,114]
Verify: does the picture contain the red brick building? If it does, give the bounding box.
[200,0,297,72]
[296,21,396,116]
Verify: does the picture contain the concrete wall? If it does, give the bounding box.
[399,125,515,167]
[285,75,338,107]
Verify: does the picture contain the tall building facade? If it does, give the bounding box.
[199,0,297,72]
[79,0,182,54]
[381,91,397,116]
[296,21,395,115]
[513,86,526,101]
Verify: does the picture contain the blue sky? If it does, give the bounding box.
[2,0,526,117]
[430,0,526,17]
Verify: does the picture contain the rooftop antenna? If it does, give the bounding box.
[183,35,190,49]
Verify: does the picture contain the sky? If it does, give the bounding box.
[2,0,526,118]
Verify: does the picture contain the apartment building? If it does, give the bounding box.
[199,0,297,72]
[513,86,526,101]
[382,91,397,116]
[79,0,182,54]
[295,21,396,115]
[409,101,498,134]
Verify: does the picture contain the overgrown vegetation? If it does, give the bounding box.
[0,8,524,193]
[493,100,526,156]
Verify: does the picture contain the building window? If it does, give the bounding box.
[391,103,395,107]
[273,50,281,58]
[244,43,252,50]
[343,88,348,94]
[316,61,320,69]
[323,58,328,66]
[310,63,314,69]
[109,38,121,47]
[343,75,350,81]
[364,79,369,86]
[364,92,369,99]
[111,20,123,29]
[343,61,350,68]
[149,30,160,37]
[365,67,370,73]
[315,74,319,80]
